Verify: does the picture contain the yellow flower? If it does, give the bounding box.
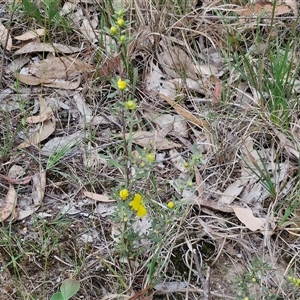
[167,201,175,209]
[137,204,147,217]
[125,100,136,110]
[110,26,118,35]
[117,78,127,90]
[146,153,155,163]
[119,189,129,200]
[117,17,125,27]
[129,193,143,211]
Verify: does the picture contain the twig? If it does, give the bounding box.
[203,266,211,300]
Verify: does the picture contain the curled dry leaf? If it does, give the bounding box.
[0,22,12,51]
[14,42,81,55]
[0,173,32,185]
[26,96,53,124]
[233,207,266,232]
[15,73,52,86]
[83,191,115,202]
[17,117,56,149]
[16,56,93,89]
[123,130,182,150]
[14,29,45,41]
[27,57,94,80]
[0,185,17,222]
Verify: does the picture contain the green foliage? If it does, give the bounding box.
[21,0,68,30]
[50,279,80,300]
[263,42,298,127]
[22,0,42,24]
[232,257,279,300]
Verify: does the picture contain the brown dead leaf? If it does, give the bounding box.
[8,165,24,179]
[32,171,46,206]
[14,42,81,55]
[238,1,291,18]
[158,40,197,80]
[15,209,36,221]
[0,22,12,51]
[159,93,210,130]
[0,173,32,185]
[123,130,181,150]
[194,166,205,197]
[145,63,177,98]
[274,129,299,159]
[14,29,46,41]
[16,56,90,88]
[284,0,298,16]
[212,77,222,105]
[219,178,248,205]
[41,131,83,156]
[0,185,16,222]
[97,56,121,78]
[17,117,56,149]
[83,191,116,202]
[26,96,53,123]
[27,57,94,81]
[80,18,98,43]
[198,198,234,213]
[15,73,52,86]
[233,207,266,231]
[44,76,82,89]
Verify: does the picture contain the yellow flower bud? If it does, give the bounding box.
[117,17,125,27]
[119,35,126,43]
[110,26,118,35]
[125,100,136,110]
[167,201,175,209]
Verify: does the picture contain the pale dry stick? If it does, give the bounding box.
[203,266,211,300]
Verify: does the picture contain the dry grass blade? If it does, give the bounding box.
[159,93,210,130]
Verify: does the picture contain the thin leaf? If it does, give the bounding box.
[22,0,42,24]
